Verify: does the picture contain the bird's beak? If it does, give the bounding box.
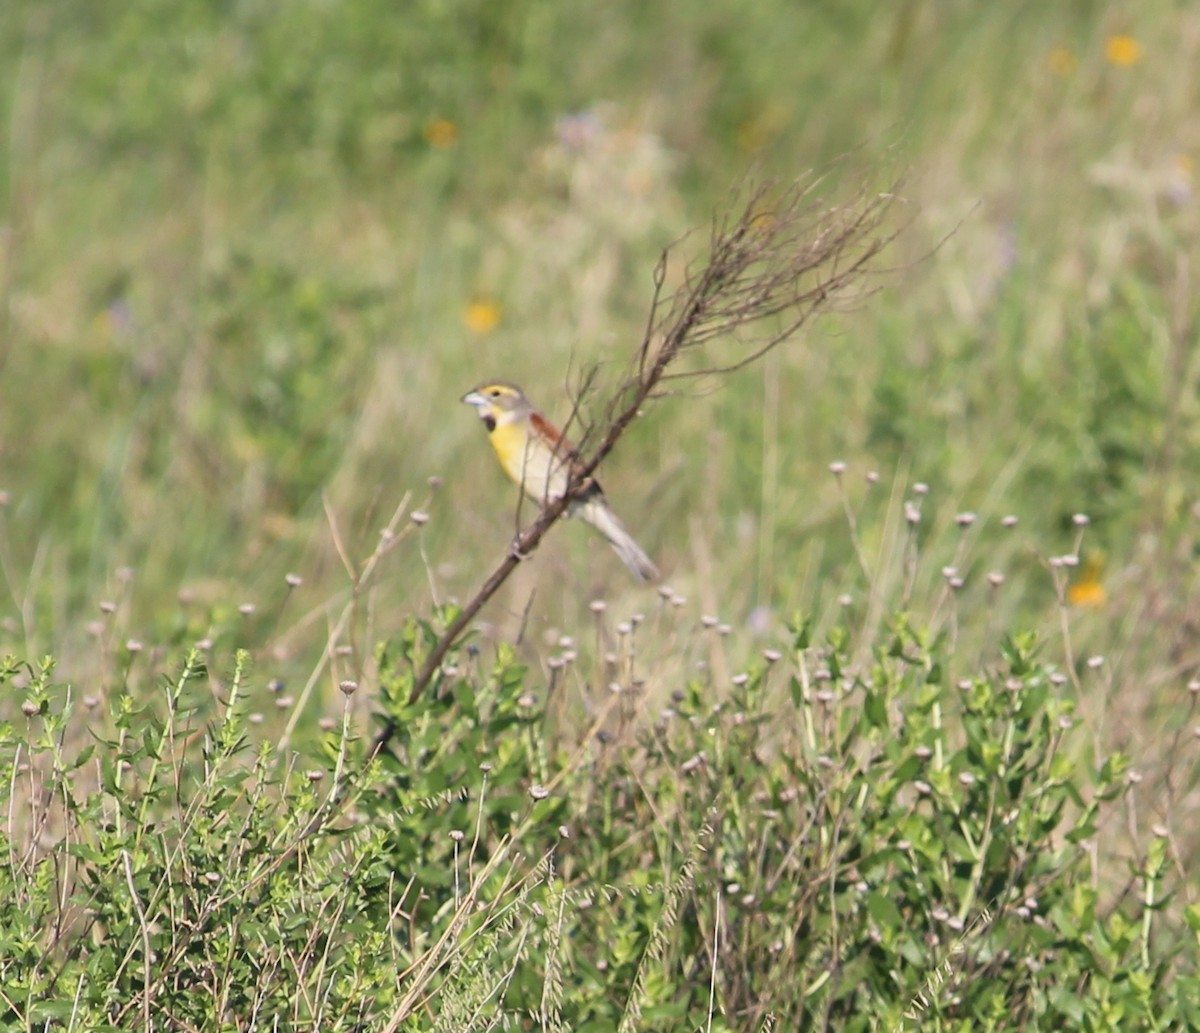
[461,390,487,409]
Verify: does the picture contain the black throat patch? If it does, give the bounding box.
[482,413,497,432]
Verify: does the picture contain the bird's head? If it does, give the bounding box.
[461,381,531,430]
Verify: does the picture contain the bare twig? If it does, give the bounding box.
[376,173,901,749]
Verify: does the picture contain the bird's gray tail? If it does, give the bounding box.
[573,495,659,583]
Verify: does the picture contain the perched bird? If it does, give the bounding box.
[461,381,659,582]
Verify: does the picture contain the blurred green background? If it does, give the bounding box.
[0,0,1196,747]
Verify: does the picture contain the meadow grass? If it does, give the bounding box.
[1,0,1198,1028]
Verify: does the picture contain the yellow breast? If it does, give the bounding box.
[488,420,567,504]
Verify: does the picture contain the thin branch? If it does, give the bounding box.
[376,170,902,747]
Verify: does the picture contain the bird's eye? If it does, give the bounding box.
[489,389,501,398]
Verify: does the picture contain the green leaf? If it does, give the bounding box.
[864,685,888,729]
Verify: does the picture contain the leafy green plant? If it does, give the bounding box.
[1,578,1195,1030]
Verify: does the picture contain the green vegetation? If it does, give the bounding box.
[1,0,1198,1028]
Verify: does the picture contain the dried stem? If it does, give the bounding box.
[375,172,901,751]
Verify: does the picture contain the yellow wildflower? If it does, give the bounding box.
[1067,554,1107,608]
[464,299,502,334]
[1067,579,1107,608]
[423,118,458,149]
[1105,35,1141,67]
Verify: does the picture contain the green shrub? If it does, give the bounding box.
[5,602,1192,1030]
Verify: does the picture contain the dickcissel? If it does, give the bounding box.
[462,381,659,582]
